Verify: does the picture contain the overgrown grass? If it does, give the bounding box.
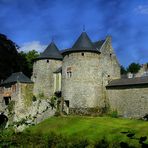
[1,116,148,147]
[27,116,148,147]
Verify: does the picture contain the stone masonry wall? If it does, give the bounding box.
[107,86,148,118]
[100,36,120,82]
[62,52,103,110]
[32,59,62,99]
[13,83,33,121]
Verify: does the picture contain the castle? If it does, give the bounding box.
[0,31,148,126]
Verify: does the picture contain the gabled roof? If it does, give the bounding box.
[37,42,63,60]
[1,72,33,85]
[62,32,104,55]
[93,40,105,50]
[107,76,148,88]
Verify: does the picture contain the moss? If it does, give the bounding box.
[21,84,33,108]
[38,92,45,99]
[7,101,15,113]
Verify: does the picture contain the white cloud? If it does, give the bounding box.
[135,5,148,14]
[20,41,47,53]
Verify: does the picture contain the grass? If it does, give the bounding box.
[26,116,148,147]
[1,116,148,147]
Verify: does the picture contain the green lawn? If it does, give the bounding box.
[26,116,148,147]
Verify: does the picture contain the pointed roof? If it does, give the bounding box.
[72,32,94,49]
[37,42,63,60]
[62,32,103,55]
[1,72,33,85]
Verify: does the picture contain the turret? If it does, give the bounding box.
[32,41,63,99]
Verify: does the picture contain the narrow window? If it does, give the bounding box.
[81,53,84,56]
[67,67,72,78]
[47,60,49,63]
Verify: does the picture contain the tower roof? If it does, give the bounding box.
[62,32,103,55]
[1,72,33,85]
[37,42,63,60]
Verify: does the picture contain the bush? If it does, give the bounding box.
[94,137,109,148]
[109,110,118,118]
[38,92,44,99]
[7,101,15,113]
[70,138,89,148]
[32,95,37,102]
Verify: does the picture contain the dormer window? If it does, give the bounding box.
[67,67,72,78]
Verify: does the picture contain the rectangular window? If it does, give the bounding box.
[66,67,72,78]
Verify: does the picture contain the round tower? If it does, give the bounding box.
[32,41,63,98]
[62,32,103,114]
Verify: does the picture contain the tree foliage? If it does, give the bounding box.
[18,50,39,77]
[0,33,20,81]
[120,65,127,75]
[127,62,141,73]
[0,33,39,81]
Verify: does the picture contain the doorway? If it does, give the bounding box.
[3,97,11,105]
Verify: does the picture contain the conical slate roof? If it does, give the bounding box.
[37,42,63,60]
[62,32,102,55]
[1,72,33,85]
[72,32,94,49]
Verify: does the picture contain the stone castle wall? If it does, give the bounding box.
[13,83,33,121]
[32,59,62,99]
[100,36,120,82]
[62,52,103,111]
[107,86,148,118]
[62,37,120,114]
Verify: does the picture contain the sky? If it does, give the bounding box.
[0,0,148,67]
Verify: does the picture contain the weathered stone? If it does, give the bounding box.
[107,86,148,118]
[62,37,120,114]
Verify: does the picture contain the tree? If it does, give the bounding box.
[127,63,141,73]
[120,65,127,75]
[18,50,39,77]
[0,33,20,81]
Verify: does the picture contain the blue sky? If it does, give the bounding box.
[0,0,148,67]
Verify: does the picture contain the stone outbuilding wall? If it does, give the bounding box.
[107,85,148,118]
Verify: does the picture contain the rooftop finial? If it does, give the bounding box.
[83,25,85,32]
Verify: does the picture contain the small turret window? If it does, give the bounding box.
[81,53,84,56]
[66,67,72,78]
[47,60,49,63]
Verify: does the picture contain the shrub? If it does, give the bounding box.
[38,92,44,99]
[94,137,109,148]
[70,138,89,148]
[32,95,37,102]
[109,110,118,118]
[7,101,15,113]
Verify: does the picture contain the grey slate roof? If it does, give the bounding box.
[1,72,33,85]
[37,42,63,60]
[53,67,62,73]
[62,32,104,55]
[93,40,105,50]
[107,76,148,88]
